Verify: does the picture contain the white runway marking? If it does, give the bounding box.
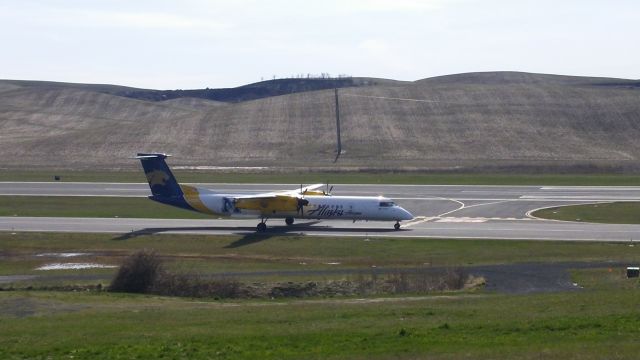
[436,217,488,223]
[433,217,531,223]
[432,198,516,218]
[521,195,640,199]
[435,197,466,217]
[457,200,514,209]
[104,188,148,191]
[0,194,146,197]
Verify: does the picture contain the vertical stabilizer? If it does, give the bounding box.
[135,153,183,198]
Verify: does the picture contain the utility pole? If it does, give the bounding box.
[334,88,342,161]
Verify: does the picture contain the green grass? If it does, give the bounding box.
[0,288,639,359]
[532,202,640,224]
[2,232,640,358]
[571,268,640,290]
[3,170,640,185]
[0,196,211,219]
[2,232,639,279]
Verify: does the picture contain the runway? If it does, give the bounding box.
[1,182,640,241]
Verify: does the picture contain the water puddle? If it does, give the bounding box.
[36,253,91,258]
[35,263,117,271]
[0,275,38,284]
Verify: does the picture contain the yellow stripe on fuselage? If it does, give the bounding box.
[180,185,214,214]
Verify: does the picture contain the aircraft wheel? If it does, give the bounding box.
[285,217,294,225]
[257,222,267,232]
[394,222,401,230]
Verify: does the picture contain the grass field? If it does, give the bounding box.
[0,196,211,219]
[2,232,639,280]
[3,170,640,185]
[2,231,640,358]
[532,202,640,224]
[1,284,639,358]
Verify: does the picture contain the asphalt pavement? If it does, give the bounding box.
[1,182,640,241]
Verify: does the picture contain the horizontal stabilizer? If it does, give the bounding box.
[134,153,171,160]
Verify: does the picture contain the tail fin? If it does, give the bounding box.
[135,153,183,198]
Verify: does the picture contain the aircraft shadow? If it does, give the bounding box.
[112,221,408,247]
[112,226,255,241]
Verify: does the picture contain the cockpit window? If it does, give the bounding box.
[379,201,395,207]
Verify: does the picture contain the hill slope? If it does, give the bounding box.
[1,72,640,171]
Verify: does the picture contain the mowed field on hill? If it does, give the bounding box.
[1,72,639,171]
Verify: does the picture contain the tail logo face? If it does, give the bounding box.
[145,170,170,187]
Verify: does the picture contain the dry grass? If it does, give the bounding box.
[1,72,640,171]
[107,251,477,299]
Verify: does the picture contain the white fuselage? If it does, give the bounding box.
[196,193,413,221]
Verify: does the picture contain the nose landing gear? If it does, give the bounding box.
[394,221,401,230]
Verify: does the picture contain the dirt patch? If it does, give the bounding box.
[144,267,478,299]
[0,297,39,318]
[3,261,630,296]
[0,296,87,318]
[0,275,38,284]
[466,261,631,294]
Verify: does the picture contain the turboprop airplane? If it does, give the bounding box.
[135,153,413,232]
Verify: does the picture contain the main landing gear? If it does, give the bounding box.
[394,221,401,230]
[257,218,268,232]
[257,217,294,232]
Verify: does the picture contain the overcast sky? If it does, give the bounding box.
[1,0,637,89]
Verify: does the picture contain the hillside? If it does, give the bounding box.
[1,72,640,172]
[111,77,406,102]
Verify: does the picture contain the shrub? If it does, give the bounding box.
[110,250,163,293]
[152,273,243,299]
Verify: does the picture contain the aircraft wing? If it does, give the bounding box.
[275,183,325,196]
[232,184,323,199]
[230,184,323,213]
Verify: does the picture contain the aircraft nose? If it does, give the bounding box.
[398,207,414,221]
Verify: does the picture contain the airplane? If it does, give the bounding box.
[135,153,414,232]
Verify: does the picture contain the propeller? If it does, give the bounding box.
[324,182,333,196]
[296,198,309,216]
[297,184,309,216]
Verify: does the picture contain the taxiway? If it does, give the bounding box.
[1,182,639,241]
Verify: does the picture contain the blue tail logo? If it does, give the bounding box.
[135,153,183,198]
[146,170,170,187]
